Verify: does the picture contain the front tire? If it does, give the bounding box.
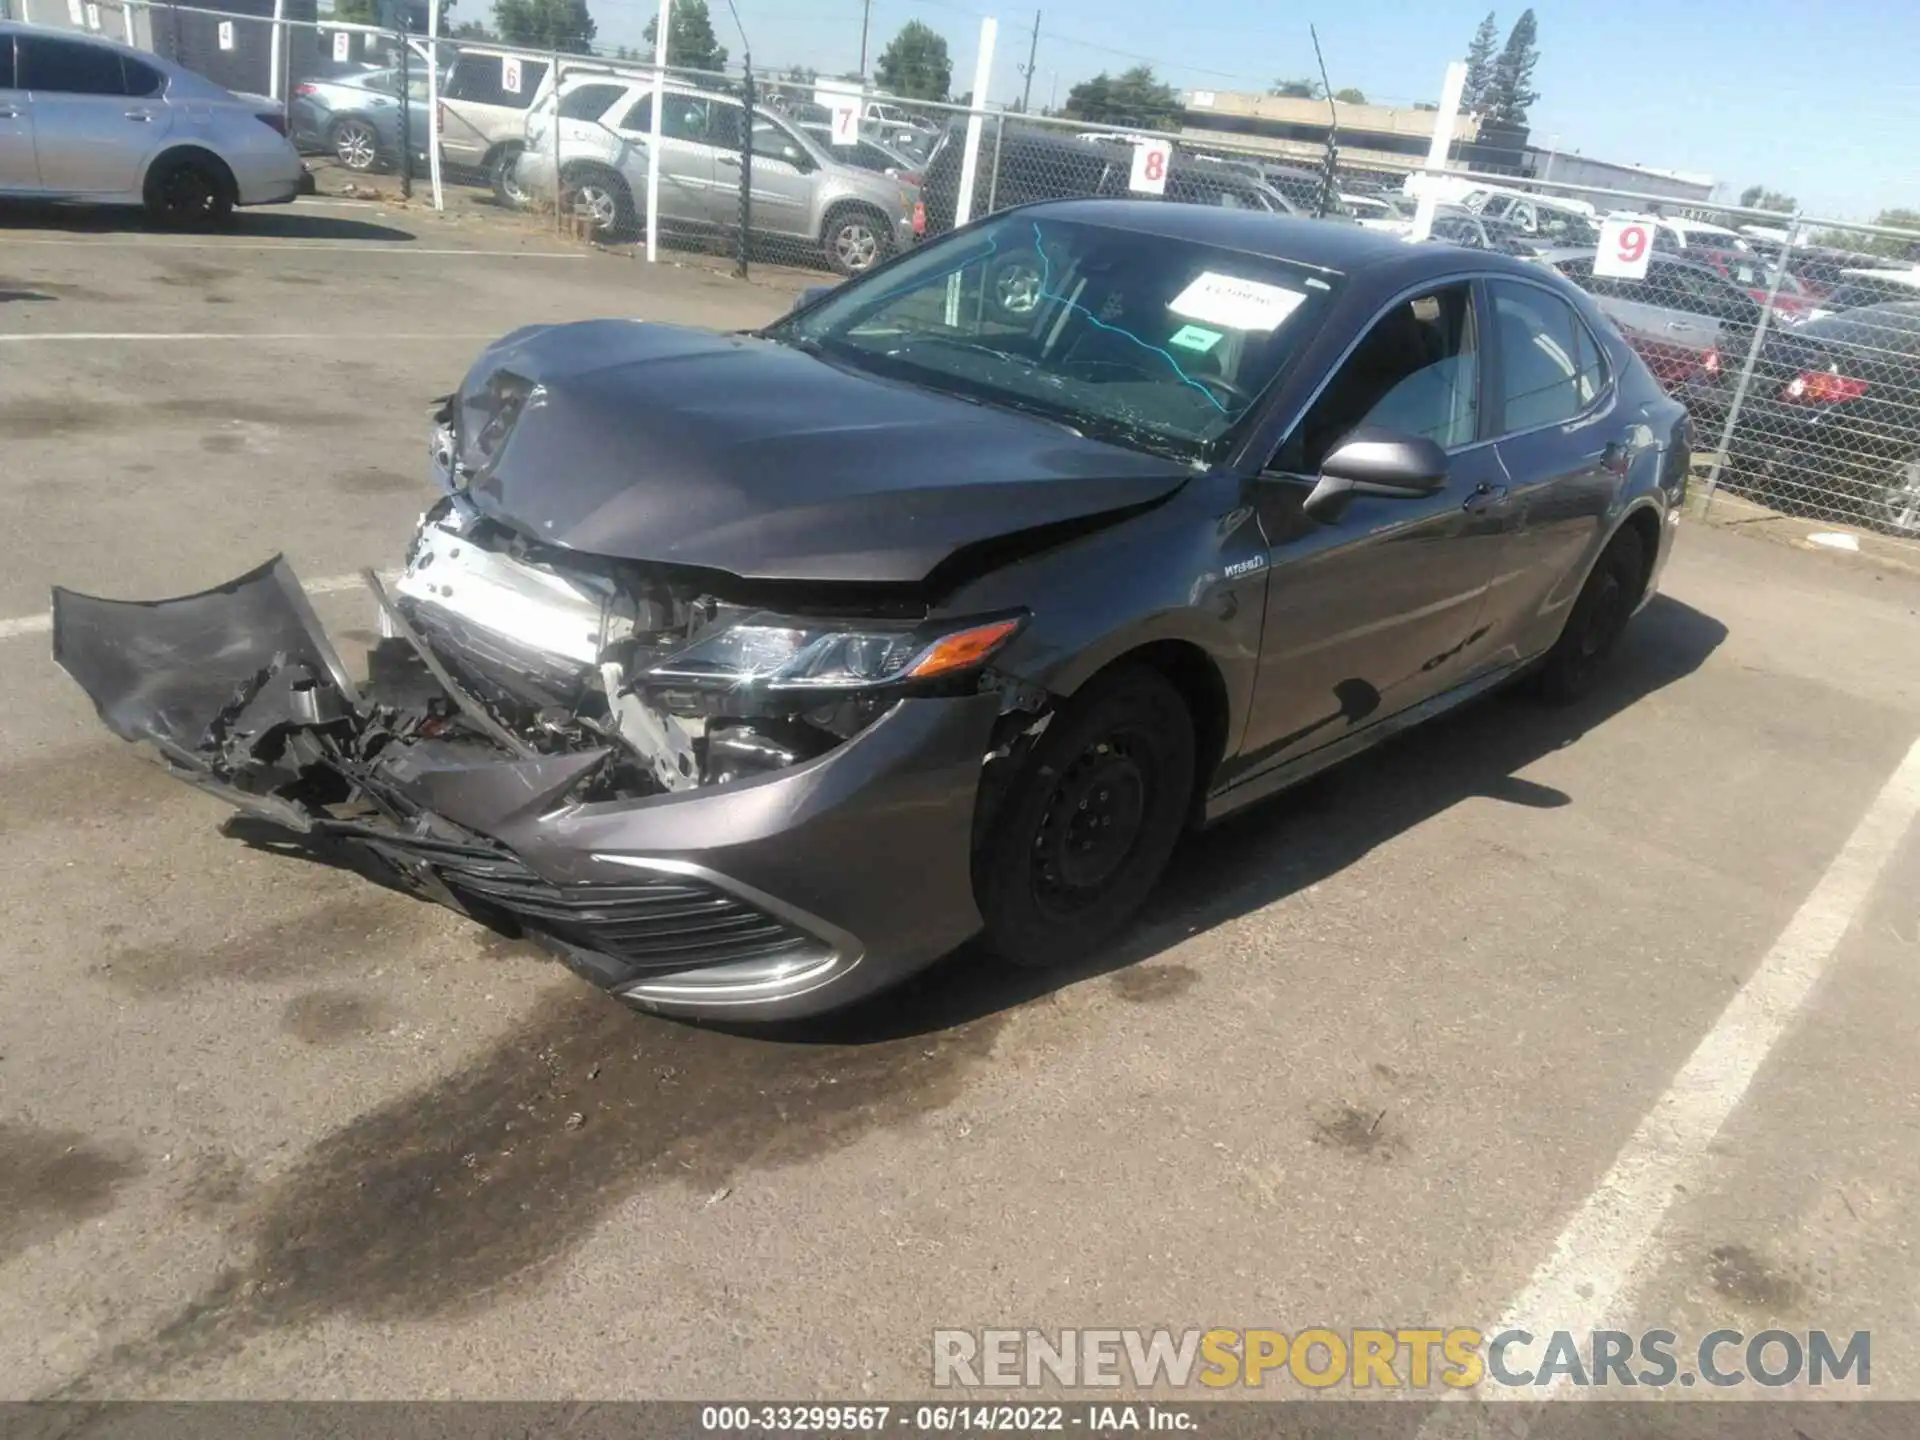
[143,152,236,228]
[1872,452,1920,537]
[974,667,1195,970]
[1531,526,1646,704]
[560,162,634,240]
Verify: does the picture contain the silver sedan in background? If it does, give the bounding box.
[0,21,303,223]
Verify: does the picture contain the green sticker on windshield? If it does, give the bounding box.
[1168,324,1223,353]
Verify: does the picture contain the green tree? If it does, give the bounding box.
[874,22,951,101]
[332,0,377,22]
[1484,8,1538,127]
[1268,76,1322,99]
[1462,11,1498,110]
[1063,65,1181,129]
[782,64,818,85]
[641,0,726,72]
[492,0,594,51]
[1332,87,1366,104]
[1821,207,1920,259]
[1738,185,1797,213]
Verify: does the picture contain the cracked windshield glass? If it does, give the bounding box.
[776,212,1346,459]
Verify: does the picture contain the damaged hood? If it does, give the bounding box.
[450,319,1195,584]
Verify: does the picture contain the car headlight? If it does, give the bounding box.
[643,613,1025,693]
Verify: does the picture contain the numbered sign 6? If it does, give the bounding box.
[502,56,524,95]
[1128,138,1171,197]
[829,99,859,146]
[1594,215,1655,280]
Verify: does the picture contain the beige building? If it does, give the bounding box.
[1179,88,1487,177]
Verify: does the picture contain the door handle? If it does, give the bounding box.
[0,106,19,119]
[1664,321,1687,331]
[124,110,153,122]
[716,154,740,166]
[1463,483,1510,514]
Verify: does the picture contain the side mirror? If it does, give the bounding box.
[1301,426,1450,523]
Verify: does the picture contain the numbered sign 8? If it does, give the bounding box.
[1594,215,1655,280]
[1128,138,1171,197]
[829,99,859,146]
[331,30,350,62]
[502,56,524,95]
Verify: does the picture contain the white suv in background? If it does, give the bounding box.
[516,76,917,274]
[0,21,303,223]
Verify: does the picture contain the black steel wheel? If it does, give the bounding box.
[143,153,235,228]
[1531,525,1646,704]
[975,667,1195,969]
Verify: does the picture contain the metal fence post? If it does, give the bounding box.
[984,111,1004,216]
[398,27,412,200]
[735,61,753,278]
[552,45,563,237]
[1698,214,1802,514]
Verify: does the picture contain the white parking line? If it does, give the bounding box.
[1425,731,1920,1423]
[0,332,502,343]
[0,240,585,256]
[0,570,380,642]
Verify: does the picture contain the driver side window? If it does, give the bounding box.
[1272,284,1480,475]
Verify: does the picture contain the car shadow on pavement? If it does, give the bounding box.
[791,593,1730,1045]
[0,200,418,243]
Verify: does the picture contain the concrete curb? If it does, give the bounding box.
[1685,482,1920,580]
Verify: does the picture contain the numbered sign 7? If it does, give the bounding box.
[1594,216,1654,280]
[1129,139,1171,197]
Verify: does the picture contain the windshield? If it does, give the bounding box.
[768,212,1344,461]
[1533,208,1596,244]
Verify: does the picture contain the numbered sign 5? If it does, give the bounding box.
[829,100,859,146]
[1128,139,1171,197]
[1594,215,1654,280]
[502,56,523,95]
[331,30,350,62]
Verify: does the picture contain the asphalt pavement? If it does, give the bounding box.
[1,197,1917,1410]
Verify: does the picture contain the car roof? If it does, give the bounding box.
[1017,198,1547,282]
[1536,245,1721,275]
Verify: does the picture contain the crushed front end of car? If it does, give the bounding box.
[53,513,1024,1020]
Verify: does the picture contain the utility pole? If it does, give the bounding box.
[1017,9,1040,112]
[857,0,870,78]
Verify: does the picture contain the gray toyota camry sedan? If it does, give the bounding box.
[53,201,1690,1020]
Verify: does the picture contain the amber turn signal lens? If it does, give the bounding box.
[906,618,1023,678]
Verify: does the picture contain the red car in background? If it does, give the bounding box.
[1697,248,1815,323]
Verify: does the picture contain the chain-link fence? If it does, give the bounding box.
[23,0,1920,541]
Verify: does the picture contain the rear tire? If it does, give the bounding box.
[560,162,634,240]
[143,152,236,229]
[822,205,891,276]
[1872,452,1920,537]
[327,115,381,172]
[1531,526,1646,704]
[489,142,529,209]
[974,667,1195,970]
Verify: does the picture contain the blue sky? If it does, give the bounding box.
[568,0,1917,222]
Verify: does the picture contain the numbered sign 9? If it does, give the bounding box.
[829,98,859,145]
[502,56,523,95]
[1594,215,1654,280]
[1128,138,1171,197]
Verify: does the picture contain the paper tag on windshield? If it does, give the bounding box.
[1169,272,1306,333]
[1168,324,1223,353]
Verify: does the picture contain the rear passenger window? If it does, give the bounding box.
[18,36,130,95]
[123,57,165,98]
[1489,280,1608,432]
[557,82,624,121]
[445,54,548,107]
[0,36,15,90]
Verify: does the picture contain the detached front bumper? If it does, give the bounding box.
[52,558,1000,1021]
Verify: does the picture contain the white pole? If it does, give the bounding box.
[1408,59,1466,244]
[122,0,135,44]
[646,0,669,262]
[950,15,997,230]
[426,0,444,210]
[267,0,284,102]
